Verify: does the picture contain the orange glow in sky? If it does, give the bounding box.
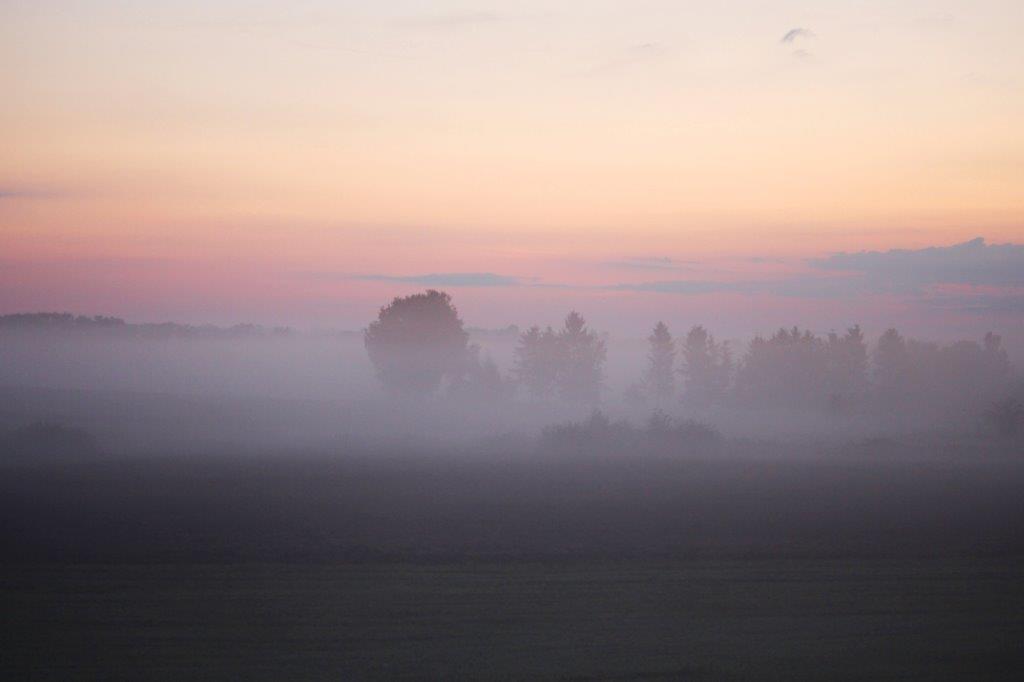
[2,1,1022,339]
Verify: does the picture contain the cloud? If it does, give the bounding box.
[612,238,1024,301]
[810,238,1024,290]
[601,256,697,271]
[0,185,63,199]
[780,28,814,43]
[609,275,867,298]
[296,270,574,288]
[0,256,177,270]
[611,280,748,295]
[922,292,1024,315]
[295,239,1024,303]
[354,272,524,287]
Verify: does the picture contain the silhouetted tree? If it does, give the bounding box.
[681,325,731,405]
[514,325,563,399]
[734,326,827,407]
[557,311,606,404]
[364,290,470,396]
[644,322,675,403]
[982,332,1011,384]
[0,313,126,330]
[541,410,720,456]
[540,409,630,452]
[450,348,515,403]
[874,328,909,404]
[717,342,735,400]
[871,328,1014,420]
[935,334,1013,411]
[824,325,868,408]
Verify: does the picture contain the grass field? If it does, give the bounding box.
[4,559,1023,680]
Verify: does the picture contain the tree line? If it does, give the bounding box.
[364,290,1022,434]
[0,312,293,338]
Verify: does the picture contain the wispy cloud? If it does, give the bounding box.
[300,272,526,287]
[780,27,814,43]
[601,256,696,271]
[922,292,1024,315]
[0,184,64,200]
[611,280,751,295]
[0,256,177,270]
[609,275,867,298]
[293,270,590,289]
[363,272,522,287]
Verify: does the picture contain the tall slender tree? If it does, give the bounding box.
[644,321,676,403]
[514,325,562,399]
[825,324,868,403]
[681,325,731,405]
[873,328,909,404]
[557,311,606,404]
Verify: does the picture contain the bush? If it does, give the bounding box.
[540,410,720,456]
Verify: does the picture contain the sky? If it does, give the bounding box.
[1,1,1022,343]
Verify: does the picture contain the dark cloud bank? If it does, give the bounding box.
[615,238,1024,311]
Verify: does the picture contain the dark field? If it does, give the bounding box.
[4,560,1023,680]
[4,446,1024,562]
[3,434,1024,679]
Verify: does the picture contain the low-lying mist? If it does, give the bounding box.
[1,303,1020,454]
[2,301,1022,564]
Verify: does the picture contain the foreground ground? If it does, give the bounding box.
[4,559,1023,680]
[3,436,1022,678]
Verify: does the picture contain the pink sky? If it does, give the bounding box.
[2,1,1022,345]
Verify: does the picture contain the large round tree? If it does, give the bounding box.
[364,290,471,396]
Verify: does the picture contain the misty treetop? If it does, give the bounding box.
[555,312,608,404]
[732,325,868,409]
[362,289,515,400]
[363,298,610,403]
[872,329,1011,412]
[513,311,607,404]
[644,322,676,403]
[364,290,472,396]
[513,325,562,399]
[681,325,733,407]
